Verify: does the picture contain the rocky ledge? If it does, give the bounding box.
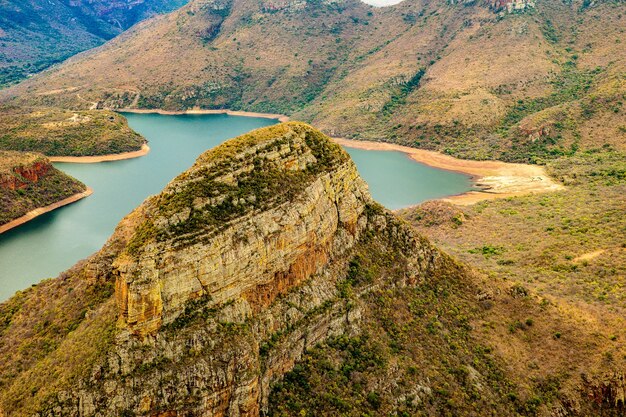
[0,152,50,191]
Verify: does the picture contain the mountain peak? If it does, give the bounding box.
[113,122,370,336]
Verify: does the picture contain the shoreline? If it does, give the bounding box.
[332,137,564,206]
[118,108,291,123]
[49,144,150,164]
[0,187,93,235]
[49,107,561,206]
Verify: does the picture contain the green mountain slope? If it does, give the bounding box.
[4,0,624,162]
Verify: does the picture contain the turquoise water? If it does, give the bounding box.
[0,113,470,301]
[345,147,471,210]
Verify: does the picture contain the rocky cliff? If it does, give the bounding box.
[0,123,621,416]
[114,121,370,337]
[0,153,50,191]
[0,123,464,416]
[0,151,86,226]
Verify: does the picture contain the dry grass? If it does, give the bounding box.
[0,150,42,173]
[399,149,626,413]
[5,1,623,164]
[0,262,116,415]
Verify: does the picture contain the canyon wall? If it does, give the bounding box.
[0,123,458,416]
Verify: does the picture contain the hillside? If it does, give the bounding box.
[0,0,624,415]
[3,0,625,162]
[0,106,145,156]
[0,150,87,226]
[0,124,622,416]
[0,0,188,87]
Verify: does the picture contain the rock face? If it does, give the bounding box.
[489,0,535,13]
[114,122,370,337]
[260,0,345,12]
[0,154,50,191]
[0,151,86,226]
[0,122,458,416]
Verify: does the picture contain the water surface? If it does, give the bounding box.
[345,147,471,210]
[0,114,275,301]
[0,113,470,301]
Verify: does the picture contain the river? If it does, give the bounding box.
[0,113,470,301]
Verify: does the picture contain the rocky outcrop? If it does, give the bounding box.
[489,0,536,13]
[260,0,344,13]
[0,153,50,191]
[583,372,626,411]
[114,122,370,337]
[0,150,87,227]
[448,0,536,13]
[0,122,460,416]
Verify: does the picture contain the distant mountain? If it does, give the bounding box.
[5,0,624,162]
[0,0,189,86]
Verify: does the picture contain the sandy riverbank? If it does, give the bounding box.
[0,187,93,234]
[49,144,150,163]
[332,138,564,205]
[118,108,291,123]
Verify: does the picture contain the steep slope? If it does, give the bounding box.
[0,106,145,156]
[0,0,189,86]
[0,123,622,416]
[0,121,377,415]
[4,0,624,162]
[0,150,87,226]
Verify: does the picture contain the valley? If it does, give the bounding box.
[0,0,624,416]
[0,0,190,86]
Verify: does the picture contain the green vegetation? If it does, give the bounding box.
[0,107,145,156]
[400,148,626,415]
[500,63,599,130]
[0,273,116,415]
[268,147,626,416]
[380,68,426,118]
[0,59,66,89]
[269,214,523,416]
[0,0,189,86]
[128,123,349,253]
[497,63,606,163]
[404,149,626,307]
